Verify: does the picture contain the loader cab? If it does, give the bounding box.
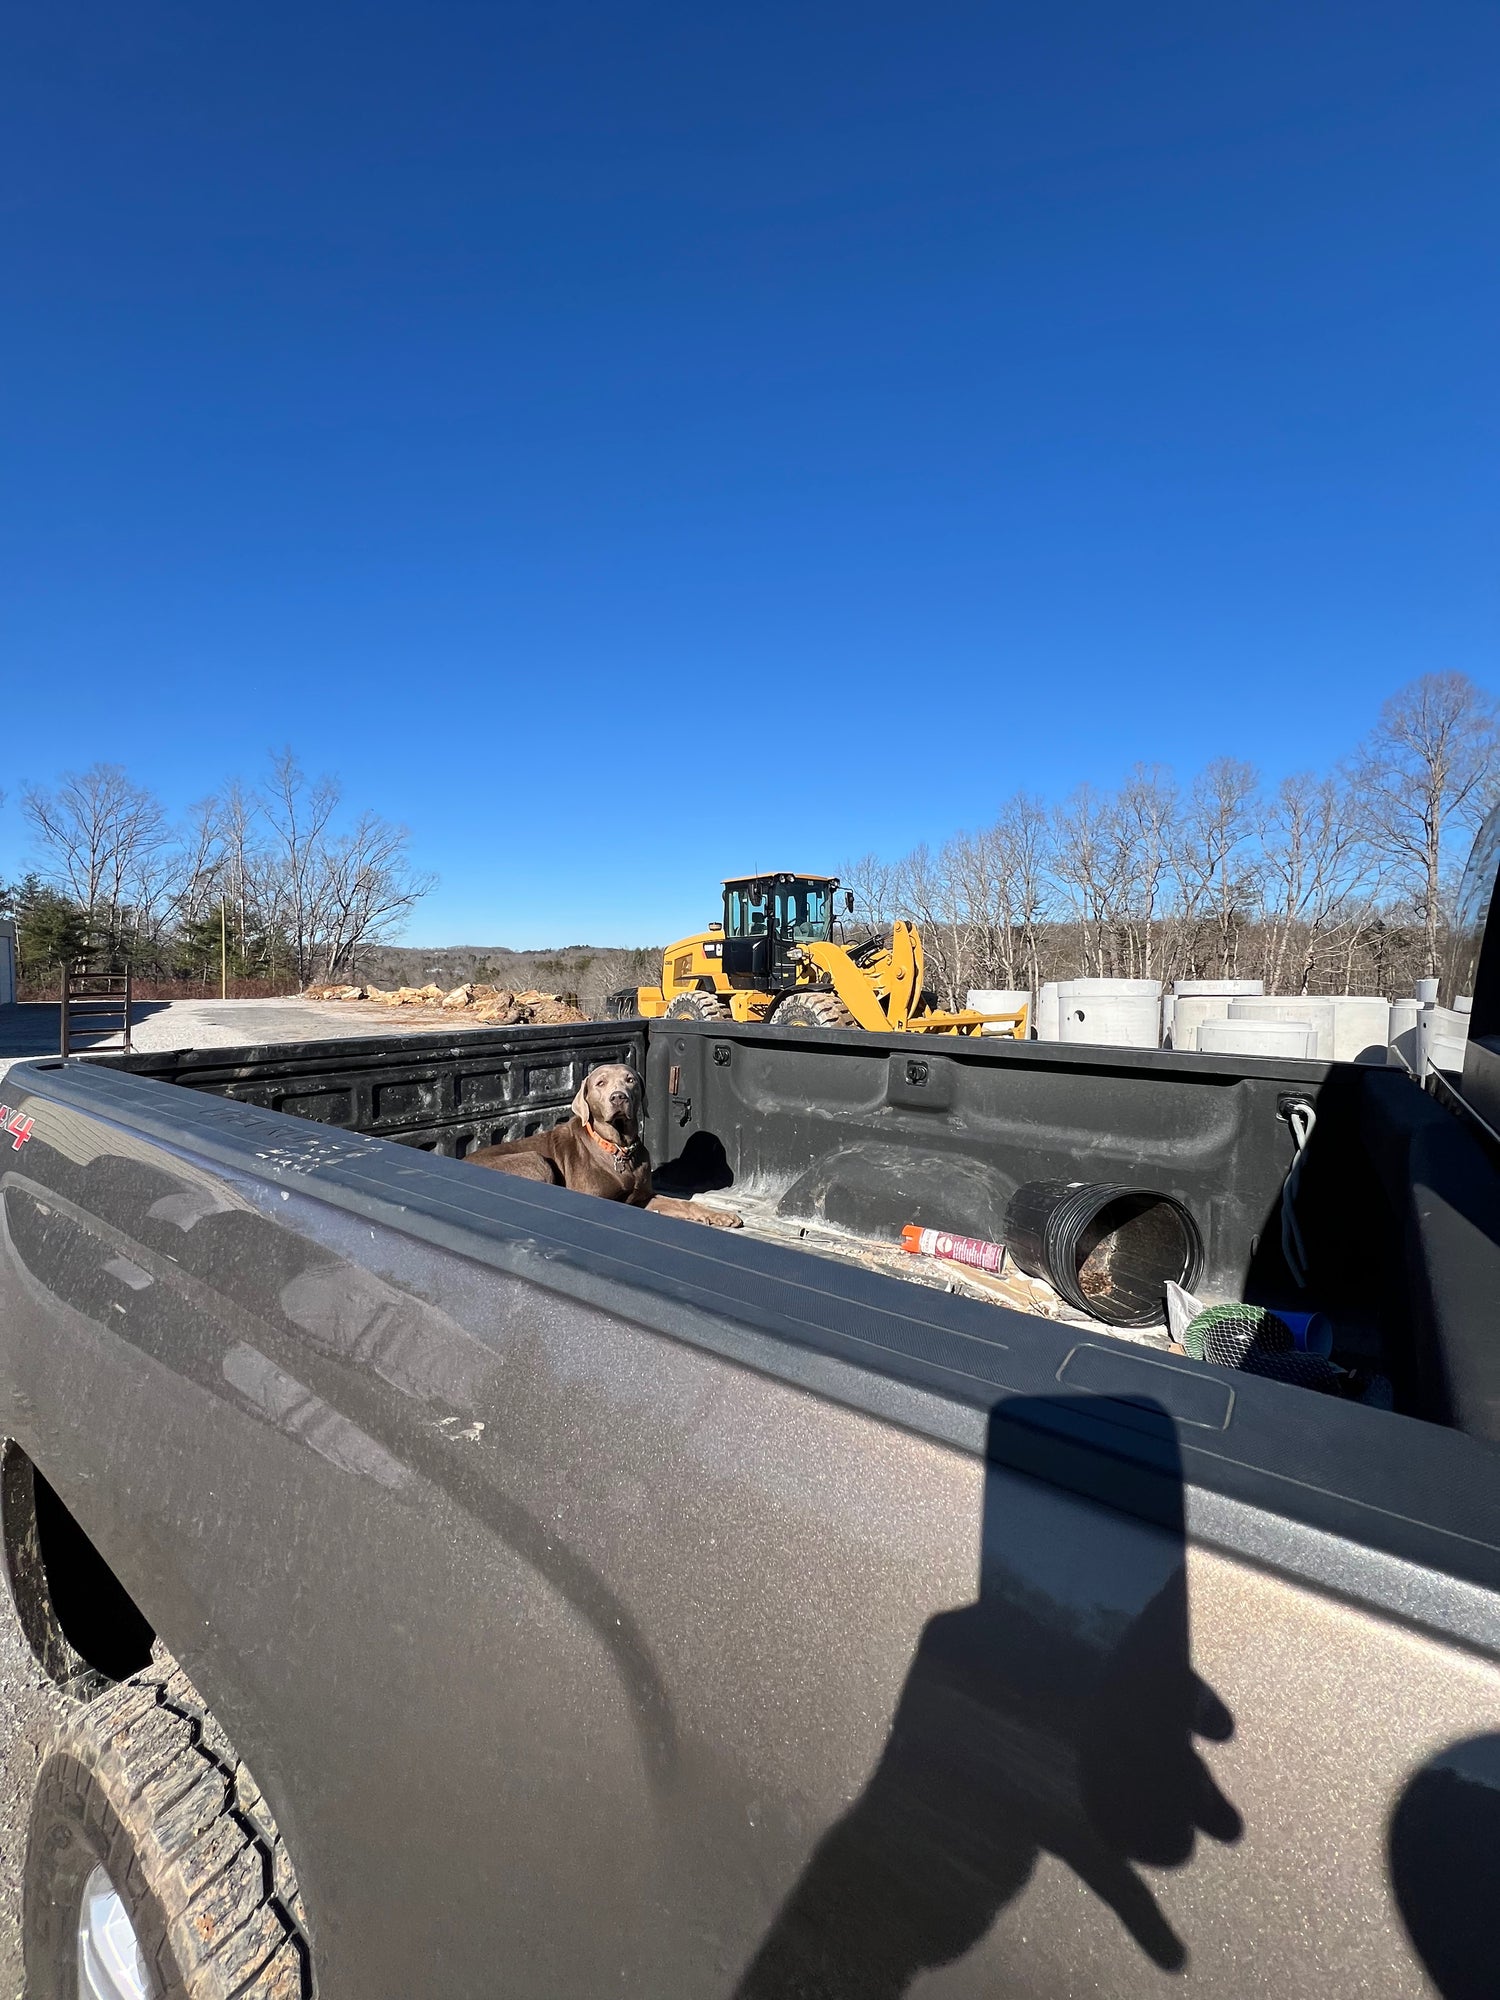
[721,874,838,989]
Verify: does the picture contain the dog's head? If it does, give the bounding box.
[572,1063,645,1139]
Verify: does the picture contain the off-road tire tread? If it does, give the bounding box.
[770,991,857,1029]
[663,990,732,1021]
[27,1665,313,1999]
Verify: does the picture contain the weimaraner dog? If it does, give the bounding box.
[467,1063,741,1227]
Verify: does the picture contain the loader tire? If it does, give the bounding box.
[771,991,857,1029]
[25,1667,313,2000]
[663,991,731,1022]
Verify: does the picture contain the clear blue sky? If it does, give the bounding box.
[3,3,1496,945]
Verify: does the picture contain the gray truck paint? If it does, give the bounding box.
[2,1022,1499,1997]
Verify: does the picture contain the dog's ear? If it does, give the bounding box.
[571,1076,593,1123]
[631,1068,647,1121]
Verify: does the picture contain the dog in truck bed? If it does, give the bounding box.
[466,1063,741,1228]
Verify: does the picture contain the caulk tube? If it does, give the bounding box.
[900,1225,1006,1275]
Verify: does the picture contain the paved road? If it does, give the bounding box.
[0,996,506,1985]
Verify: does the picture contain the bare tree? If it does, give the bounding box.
[1256,773,1374,993]
[992,791,1054,993]
[1051,785,1120,978]
[260,751,343,986]
[23,763,173,954]
[217,780,261,959]
[1353,672,1500,978]
[942,825,1010,991]
[1113,765,1179,980]
[838,852,899,935]
[179,795,226,907]
[1178,758,1261,977]
[893,842,966,1007]
[317,811,438,980]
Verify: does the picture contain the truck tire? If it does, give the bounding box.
[25,1667,313,2000]
[663,991,731,1022]
[771,991,857,1029]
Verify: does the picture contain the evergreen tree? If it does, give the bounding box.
[0,875,90,984]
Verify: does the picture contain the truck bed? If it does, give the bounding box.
[97,1011,1449,1383]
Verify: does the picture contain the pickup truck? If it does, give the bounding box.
[4,859,1500,1999]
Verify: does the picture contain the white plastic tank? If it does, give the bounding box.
[1420,1004,1470,1078]
[1327,996,1392,1064]
[1387,997,1421,1073]
[1168,980,1265,1052]
[1199,1018,1317,1060]
[1035,982,1062,1042]
[966,989,1032,1037]
[1228,995,1336,1060]
[1056,992,1160,1056]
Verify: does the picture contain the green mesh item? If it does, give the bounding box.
[1239,1348,1343,1392]
[1182,1302,1294,1367]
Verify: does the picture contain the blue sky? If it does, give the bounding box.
[3,2,1496,945]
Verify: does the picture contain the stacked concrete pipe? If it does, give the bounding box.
[1228,994,1338,1060]
[1167,979,1264,1051]
[1057,979,1163,1050]
[1198,1018,1317,1060]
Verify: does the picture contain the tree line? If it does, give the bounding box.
[839,673,1499,1007]
[2,674,1493,1008]
[1,751,434,993]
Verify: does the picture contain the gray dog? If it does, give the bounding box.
[467,1063,741,1227]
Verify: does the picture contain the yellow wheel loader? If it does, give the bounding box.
[614,873,1028,1037]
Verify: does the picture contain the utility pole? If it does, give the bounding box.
[220,900,228,1001]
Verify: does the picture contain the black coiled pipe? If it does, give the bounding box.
[1005,1179,1203,1328]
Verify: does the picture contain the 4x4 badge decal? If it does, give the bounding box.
[0,1105,35,1149]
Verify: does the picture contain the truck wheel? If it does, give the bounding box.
[25,1668,312,2000]
[663,991,731,1021]
[771,992,857,1029]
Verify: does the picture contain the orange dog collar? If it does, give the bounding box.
[583,1121,633,1160]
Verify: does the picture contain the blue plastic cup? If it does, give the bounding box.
[1276,1309,1333,1357]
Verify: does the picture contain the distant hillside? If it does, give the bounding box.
[353,942,660,1016]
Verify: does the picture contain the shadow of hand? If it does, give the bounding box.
[736,1400,1242,1999]
[1067,1580,1244,1969]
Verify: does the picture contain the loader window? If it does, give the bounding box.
[728,887,770,937]
[777,882,833,941]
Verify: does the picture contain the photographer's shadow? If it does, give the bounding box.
[1389,1732,1500,1999]
[736,1395,1242,1997]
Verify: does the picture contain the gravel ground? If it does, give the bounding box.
[0,993,517,1062]
[0,1580,65,1997]
[124,996,510,1050]
[0,996,507,1987]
